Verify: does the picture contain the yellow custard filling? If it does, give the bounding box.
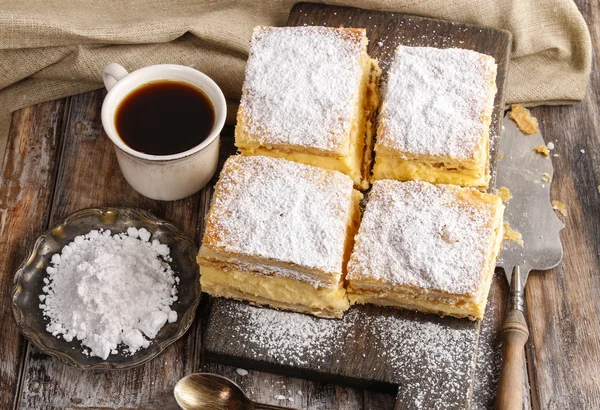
[371,154,489,188]
[200,265,349,318]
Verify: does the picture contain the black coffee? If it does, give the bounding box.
[115,80,215,156]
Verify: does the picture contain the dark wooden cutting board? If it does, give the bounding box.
[203,3,512,409]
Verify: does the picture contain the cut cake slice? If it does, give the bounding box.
[347,180,504,320]
[198,155,362,318]
[372,46,497,188]
[235,26,380,190]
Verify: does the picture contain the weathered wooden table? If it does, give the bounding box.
[1,2,599,409]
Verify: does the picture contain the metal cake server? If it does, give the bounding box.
[494,113,564,410]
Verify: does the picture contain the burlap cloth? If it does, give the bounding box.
[0,0,592,163]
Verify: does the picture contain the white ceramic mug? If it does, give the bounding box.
[101,63,226,201]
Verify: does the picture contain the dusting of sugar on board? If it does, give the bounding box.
[202,155,355,277]
[471,274,504,409]
[376,46,497,160]
[237,26,365,154]
[374,313,477,408]
[347,180,500,295]
[240,304,344,367]
[207,299,478,408]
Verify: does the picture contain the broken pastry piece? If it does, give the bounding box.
[371,46,497,188]
[552,200,567,217]
[533,145,549,156]
[503,222,524,247]
[198,155,362,318]
[510,104,539,135]
[495,186,512,202]
[346,180,504,320]
[235,26,380,189]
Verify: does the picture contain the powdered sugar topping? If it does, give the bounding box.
[348,180,498,295]
[377,46,497,160]
[238,26,365,154]
[203,156,355,275]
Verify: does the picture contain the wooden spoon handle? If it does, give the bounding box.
[496,308,529,410]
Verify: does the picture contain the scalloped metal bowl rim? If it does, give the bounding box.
[10,207,201,370]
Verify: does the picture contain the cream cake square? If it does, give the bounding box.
[198,155,362,318]
[371,46,497,188]
[235,26,380,190]
[346,180,504,320]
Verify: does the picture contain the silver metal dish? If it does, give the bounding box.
[11,207,201,369]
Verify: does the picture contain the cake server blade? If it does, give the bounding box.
[494,111,564,410]
[495,112,564,284]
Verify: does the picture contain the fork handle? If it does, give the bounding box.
[496,309,529,410]
[496,266,529,410]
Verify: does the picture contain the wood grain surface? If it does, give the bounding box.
[523,1,600,406]
[0,99,68,410]
[1,1,599,409]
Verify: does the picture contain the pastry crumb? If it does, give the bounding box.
[533,145,549,156]
[552,200,567,217]
[597,185,600,194]
[495,187,512,202]
[498,154,504,160]
[503,222,524,247]
[541,173,552,182]
[509,104,539,135]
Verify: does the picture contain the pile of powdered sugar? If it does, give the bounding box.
[39,227,179,360]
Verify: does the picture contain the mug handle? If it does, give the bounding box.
[102,63,129,91]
